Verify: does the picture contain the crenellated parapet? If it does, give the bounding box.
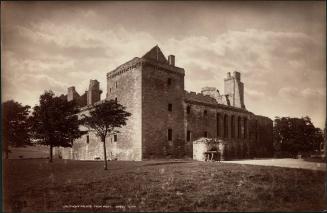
[107,57,142,79]
[106,58,185,80]
[107,46,185,80]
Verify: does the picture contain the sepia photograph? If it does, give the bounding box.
[1,1,326,212]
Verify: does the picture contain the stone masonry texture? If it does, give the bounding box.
[55,45,273,161]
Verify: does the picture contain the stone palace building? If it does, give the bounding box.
[56,46,273,161]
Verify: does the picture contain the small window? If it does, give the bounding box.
[187,106,191,114]
[168,129,172,141]
[204,110,207,116]
[204,131,208,137]
[115,82,118,88]
[167,78,172,86]
[86,135,89,144]
[114,134,117,142]
[187,130,191,142]
[115,97,117,103]
[168,103,172,112]
[109,88,112,93]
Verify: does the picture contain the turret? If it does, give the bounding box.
[87,80,102,105]
[67,86,80,102]
[224,71,245,109]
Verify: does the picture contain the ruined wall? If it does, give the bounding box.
[57,46,273,162]
[184,96,252,159]
[193,138,225,161]
[56,110,122,160]
[224,71,245,109]
[142,60,185,158]
[87,80,102,105]
[201,87,230,105]
[248,115,274,158]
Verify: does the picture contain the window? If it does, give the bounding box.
[187,130,191,142]
[244,118,248,139]
[86,135,89,144]
[115,82,118,88]
[204,110,207,116]
[238,117,241,139]
[109,88,112,93]
[216,113,220,137]
[204,131,208,137]
[114,134,117,142]
[224,114,228,138]
[115,97,117,103]
[167,78,172,86]
[168,129,172,141]
[168,103,172,112]
[187,106,191,114]
[231,115,235,138]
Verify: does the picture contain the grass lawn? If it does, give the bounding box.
[3,159,326,212]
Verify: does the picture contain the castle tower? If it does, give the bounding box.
[224,71,245,109]
[67,86,80,102]
[141,45,185,158]
[87,80,102,105]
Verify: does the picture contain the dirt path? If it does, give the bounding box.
[223,158,326,171]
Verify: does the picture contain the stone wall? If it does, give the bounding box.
[184,96,253,159]
[248,115,274,158]
[193,138,225,161]
[224,71,245,109]
[142,60,185,158]
[106,60,143,161]
[57,46,273,162]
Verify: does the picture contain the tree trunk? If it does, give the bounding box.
[49,144,53,163]
[102,137,108,170]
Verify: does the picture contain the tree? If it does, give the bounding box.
[273,116,323,156]
[2,100,31,159]
[30,90,85,162]
[81,100,131,170]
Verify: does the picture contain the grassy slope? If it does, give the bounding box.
[3,159,326,212]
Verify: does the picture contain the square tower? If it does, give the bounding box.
[224,71,245,109]
[106,45,185,160]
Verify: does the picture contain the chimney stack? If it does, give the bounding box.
[168,55,175,66]
[233,71,241,81]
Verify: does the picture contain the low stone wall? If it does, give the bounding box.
[193,138,225,161]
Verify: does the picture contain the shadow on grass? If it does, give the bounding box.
[143,161,193,167]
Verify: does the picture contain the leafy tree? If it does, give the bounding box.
[30,90,85,162]
[2,100,31,159]
[273,116,323,156]
[81,100,131,170]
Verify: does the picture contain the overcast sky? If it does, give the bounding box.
[1,1,326,128]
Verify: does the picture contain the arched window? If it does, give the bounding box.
[224,114,228,138]
[244,117,248,139]
[231,115,235,138]
[187,105,191,114]
[238,116,241,139]
[216,113,220,137]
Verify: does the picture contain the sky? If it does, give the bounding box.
[1,1,326,128]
